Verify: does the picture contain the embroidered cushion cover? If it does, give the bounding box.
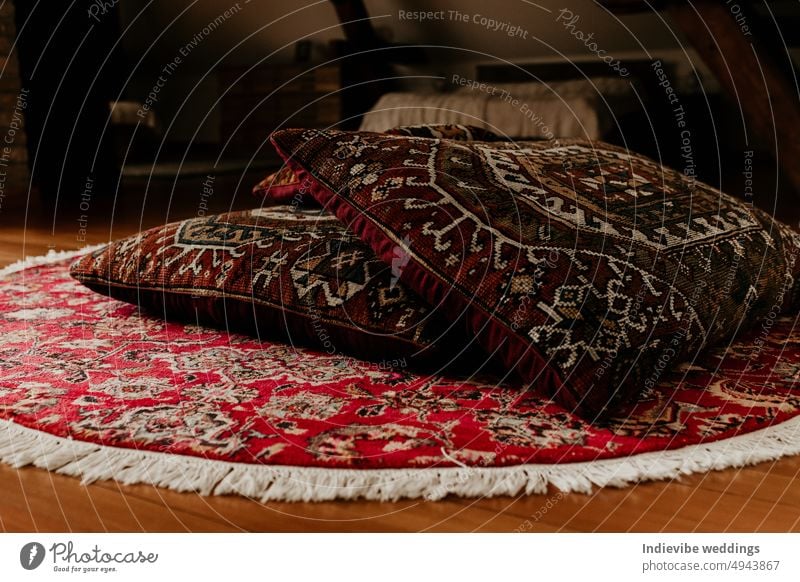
[70,207,464,365]
[253,125,503,205]
[252,166,302,203]
[271,129,800,417]
[387,124,502,141]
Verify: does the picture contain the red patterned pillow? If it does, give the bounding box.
[387,124,502,141]
[253,125,503,206]
[70,207,467,366]
[271,129,800,418]
[252,166,303,203]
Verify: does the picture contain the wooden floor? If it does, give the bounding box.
[1,176,799,532]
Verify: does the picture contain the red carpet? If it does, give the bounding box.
[0,251,799,501]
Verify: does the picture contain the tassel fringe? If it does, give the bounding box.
[0,245,106,279]
[2,417,799,502]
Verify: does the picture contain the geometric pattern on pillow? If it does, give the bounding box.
[70,207,459,365]
[387,123,504,141]
[252,166,302,202]
[271,129,800,418]
[253,124,505,205]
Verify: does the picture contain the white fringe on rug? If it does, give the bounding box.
[1,247,800,501]
[2,416,800,502]
[0,245,107,278]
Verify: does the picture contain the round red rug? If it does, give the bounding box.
[0,250,799,501]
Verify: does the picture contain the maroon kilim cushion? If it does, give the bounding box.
[271,128,800,418]
[387,124,503,141]
[252,166,303,203]
[70,207,465,366]
[253,125,503,206]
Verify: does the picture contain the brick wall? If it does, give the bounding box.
[0,1,28,215]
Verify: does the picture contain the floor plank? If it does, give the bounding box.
[92,479,545,533]
[0,464,234,532]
